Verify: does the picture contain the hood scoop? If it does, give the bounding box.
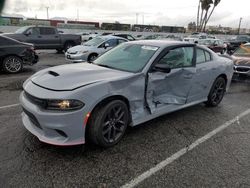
[48,71,60,77]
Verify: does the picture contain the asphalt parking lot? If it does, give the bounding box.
[1,51,250,188]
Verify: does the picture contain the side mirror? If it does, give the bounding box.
[104,43,110,49]
[25,32,31,36]
[152,64,171,73]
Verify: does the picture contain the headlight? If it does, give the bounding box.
[45,99,84,111]
[79,51,88,54]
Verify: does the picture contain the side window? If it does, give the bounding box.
[158,47,194,69]
[40,27,56,35]
[127,35,134,40]
[26,27,40,35]
[118,39,126,44]
[204,51,211,61]
[196,48,206,64]
[106,39,117,47]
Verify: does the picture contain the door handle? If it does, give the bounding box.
[38,36,42,38]
[55,36,59,38]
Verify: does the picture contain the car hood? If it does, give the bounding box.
[232,55,250,66]
[30,63,133,91]
[67,45,95,53]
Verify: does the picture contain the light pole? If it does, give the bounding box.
[238,17,242,35]
[46,6,49,19]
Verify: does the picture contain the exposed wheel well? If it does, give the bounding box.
[64,40,75,47]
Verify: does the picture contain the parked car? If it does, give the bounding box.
[226,35,250,53]
[198,39,226,54]
[231,43,250,77]
[0,35,38,73]
[20,41,233,147]
[4,25,81,52]
[78,32,99,42]
[112,33,136,41]
[65,35,128,62]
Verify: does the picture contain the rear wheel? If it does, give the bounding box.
[2,56,23,73]
[205,77,226,107]
[88,100,129,147]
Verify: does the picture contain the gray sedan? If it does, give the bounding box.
[20,41,234,147]
[65,35,128,62]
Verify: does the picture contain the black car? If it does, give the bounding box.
[113,34,136,41]
[0,35,38,73]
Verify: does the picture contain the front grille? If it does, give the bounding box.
[23,107,42,130]
[24,91,46,108]
[235,67,250,72]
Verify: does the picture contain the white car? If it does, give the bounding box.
[78,32,99,42]
[65,36,128,62]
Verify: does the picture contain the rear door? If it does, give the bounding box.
[187,47,216,103]
[38,27,61,49]
[146,46,196,113]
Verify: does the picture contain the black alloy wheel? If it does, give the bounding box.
[88,100,129,147]
[205,77,226,107]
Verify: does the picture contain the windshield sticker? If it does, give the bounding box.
[141,46,158,51]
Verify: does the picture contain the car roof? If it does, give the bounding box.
[128,40,194,48]
[98,35,128,40]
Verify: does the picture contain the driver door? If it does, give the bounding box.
[146,46,196,113]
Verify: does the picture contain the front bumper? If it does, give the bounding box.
[65,52,88,63]
[20,91,86,146]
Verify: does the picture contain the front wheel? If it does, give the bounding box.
[63,42,75,52]
[205,77,226,107]
[88,100,129,147]
[88,54,98,62]
[2,56,23,73]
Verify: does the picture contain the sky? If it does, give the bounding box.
[2,0,250,28]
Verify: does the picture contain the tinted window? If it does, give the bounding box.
[158,47,194,68]
[40,27,56,35]
[106,39,117,47]
[118,39,127,44]
[196,48,206,64]
[26,27,40,35]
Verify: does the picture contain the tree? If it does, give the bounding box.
[196,0,221,32]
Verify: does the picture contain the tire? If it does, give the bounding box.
[56,49,63,54]
[88,54,98,62]
[63,42,75,52]
[88,100,129,148]
[2,56,23,73]
[205,77,226,107]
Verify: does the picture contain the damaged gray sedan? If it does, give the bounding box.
[20,41,234,147]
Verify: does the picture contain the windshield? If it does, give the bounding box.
[15,26,30,34]
[233,45,250,57]
[84,37,105,46]
[94,43,159,73]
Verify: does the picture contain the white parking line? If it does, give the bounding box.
[0,103,20,110]
[121,108,250,188]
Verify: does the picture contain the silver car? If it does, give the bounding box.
[65,35,128,62]
[20,41,234,147]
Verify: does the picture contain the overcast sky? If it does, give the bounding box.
[2,0,250,28]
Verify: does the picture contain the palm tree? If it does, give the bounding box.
[197,0,221,32]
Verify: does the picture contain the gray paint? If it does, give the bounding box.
[20,41,234,146]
